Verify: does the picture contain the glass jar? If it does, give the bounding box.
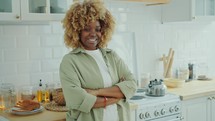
[177,67,189,80]
[0,83,16,110]
[139,73,151,88]
[0,93,4,111]
[20,86,35,100]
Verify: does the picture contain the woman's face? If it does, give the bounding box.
[80,21,102,50]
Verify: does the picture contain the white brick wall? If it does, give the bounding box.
[0,23,67,88]
[1,2,215,89]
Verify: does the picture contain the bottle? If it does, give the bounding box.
[188,63,194,80]
[44,84,50,103]
[37,79,43,103]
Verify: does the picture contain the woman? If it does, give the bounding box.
[60,0,137,121]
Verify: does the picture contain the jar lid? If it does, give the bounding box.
[0,83,15,93]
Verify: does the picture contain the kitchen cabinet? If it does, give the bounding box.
[109,0,170,5]
[162,0,215,23]
[181,94,215,121]
[0,0,72,22]
[0,0,20,21]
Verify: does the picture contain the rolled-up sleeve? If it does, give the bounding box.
[60,55,97,113]
[111,51,137,101]
[115,79,137,101]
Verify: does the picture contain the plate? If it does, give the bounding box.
[197,78,212,81]
[9,106,44,115]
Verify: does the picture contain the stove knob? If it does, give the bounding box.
[145,112,150,118]
[139,113,144,119]
[161,109,166,115]
[154,110,159,116]
[169,107,174,113]
[175,106,180,112]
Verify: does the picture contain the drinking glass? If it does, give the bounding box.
[19,86,35,100]
[139,73,151,88]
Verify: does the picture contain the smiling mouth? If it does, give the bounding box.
[88,38,97,42]
[87,38,99,44]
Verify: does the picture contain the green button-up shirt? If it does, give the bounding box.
[60,47,137,121]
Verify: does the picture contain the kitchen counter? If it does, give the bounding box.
[0,109,66,121]
[0,103,138,121]
[167,78,215,100]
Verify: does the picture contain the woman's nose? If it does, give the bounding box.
[89,30,96,36]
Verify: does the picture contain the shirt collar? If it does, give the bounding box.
[71,47,112,57]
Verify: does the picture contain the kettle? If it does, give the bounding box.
[145,79,167,97]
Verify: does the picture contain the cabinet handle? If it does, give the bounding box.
[16,15,20,19]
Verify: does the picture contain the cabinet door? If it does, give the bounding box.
[162,0,193,23]
[21,0,69,21]
[162,0,215,23]
[49,0,69,21]
[195,0,215,21]
[0,0,20,21]
[195,0,215,16]
[21,0,51,21]
[210,96,215,121]
[182,97,209,121]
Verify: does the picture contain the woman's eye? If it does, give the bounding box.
[83,28,101,32]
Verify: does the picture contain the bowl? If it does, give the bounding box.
[164,78,185,88]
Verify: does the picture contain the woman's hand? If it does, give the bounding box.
[85,88,99,96]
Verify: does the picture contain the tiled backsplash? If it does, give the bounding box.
[0,22,68,87]
[1,2,215,88]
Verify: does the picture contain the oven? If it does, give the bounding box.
[130,89,182,121]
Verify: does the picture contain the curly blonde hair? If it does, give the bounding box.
[62,0,115,49]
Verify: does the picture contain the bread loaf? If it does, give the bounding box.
[15,100,40,111]
[52,88,66,106]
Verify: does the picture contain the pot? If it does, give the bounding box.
[146,79,167,97]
